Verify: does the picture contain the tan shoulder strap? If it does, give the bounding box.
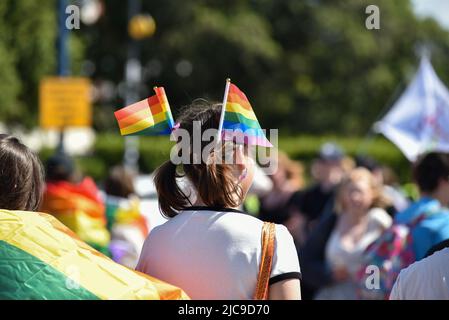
[253,222,276,300]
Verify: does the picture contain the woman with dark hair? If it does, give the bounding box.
[0,135,189,300]
[136,100,301,300]
[0,134,44,211]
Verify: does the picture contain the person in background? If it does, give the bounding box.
[257,151,307,246]
[355,155,409,217]
[301,168,392,300]
[103,165,149,268]
[258,152,304,224]
[0,134,44,211]
[393,152,449,261]
[40,152,110,255]
[298,143,347,237]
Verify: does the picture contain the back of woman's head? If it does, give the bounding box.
[154,100,245,217]
[0,134,45,211]
[104,165,135,198]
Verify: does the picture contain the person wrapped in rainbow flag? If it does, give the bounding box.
[40,153,111,255]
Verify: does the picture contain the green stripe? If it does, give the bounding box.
[105,203,119,231]
[0,240,99,300]
[131,120,172,136]
[224,112,261,129]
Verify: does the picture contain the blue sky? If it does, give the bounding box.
[412,0,449,30]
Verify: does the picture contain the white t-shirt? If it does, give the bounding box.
[315,208,392,300]
[136,207,301,300]
[390,247,449,300]
[325,208,392,275]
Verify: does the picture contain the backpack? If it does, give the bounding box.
[356,214,426,300]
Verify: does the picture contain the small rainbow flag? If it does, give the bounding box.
[114,87,175,136]
[219,80,272,147]
[0,210,189,300]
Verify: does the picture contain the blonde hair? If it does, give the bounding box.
[334,167,391,214]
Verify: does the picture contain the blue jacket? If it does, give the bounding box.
[394,197,449,260]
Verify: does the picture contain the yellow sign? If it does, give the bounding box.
[39,77,92,129]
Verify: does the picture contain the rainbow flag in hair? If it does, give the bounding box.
[0,210,189,300]
[114,87,175,136]
[219,80,272,147]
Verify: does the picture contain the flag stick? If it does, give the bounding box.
[217,78,231,142]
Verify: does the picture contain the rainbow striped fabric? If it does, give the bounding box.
[0,210,189,300]
[114,87,175,136]
[221,82,272,147]
[40,178,110,255]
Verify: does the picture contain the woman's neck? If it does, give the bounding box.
[341,209,368,225]
[193,199,206,207]
[192,199,240,210]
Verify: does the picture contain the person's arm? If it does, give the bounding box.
[269,279,301,300]
[300,212,337,290]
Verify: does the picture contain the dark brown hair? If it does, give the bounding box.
[104,165,135,198]
[413,152,449,193]
[0,134,45,211]
[154,100,243,218]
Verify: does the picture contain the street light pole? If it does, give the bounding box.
[123,0,142,173]
[57,0,70,154]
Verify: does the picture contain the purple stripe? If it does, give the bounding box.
[222,129,273,147]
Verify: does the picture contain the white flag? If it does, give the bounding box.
[375,57,449,162]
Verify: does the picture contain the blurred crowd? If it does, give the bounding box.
[6,136,449,299]
[245,142,449,299]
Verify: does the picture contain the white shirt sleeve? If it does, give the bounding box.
[389,270,404,300]
[270,224,301,281]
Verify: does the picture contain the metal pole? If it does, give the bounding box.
[123,0,141,173]
[57,0,70,154]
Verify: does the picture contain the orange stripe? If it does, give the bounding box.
[149,102,163,115]
[154,87,170,113]
[227,92,253,110]
[118,108,152,129]
[115,99,149,121]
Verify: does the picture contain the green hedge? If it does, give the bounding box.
[39,133,411,183]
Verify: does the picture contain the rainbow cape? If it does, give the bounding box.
[114,87,175,136]
[219,80,272,147]
[0,210,189,300]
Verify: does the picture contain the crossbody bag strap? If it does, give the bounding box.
[253,222,276,300]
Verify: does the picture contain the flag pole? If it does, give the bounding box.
[217,78,231,142]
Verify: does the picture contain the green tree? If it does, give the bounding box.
[0,0,84,129]
[84,0,449,135]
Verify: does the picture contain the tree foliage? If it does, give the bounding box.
[2,0,449,134]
